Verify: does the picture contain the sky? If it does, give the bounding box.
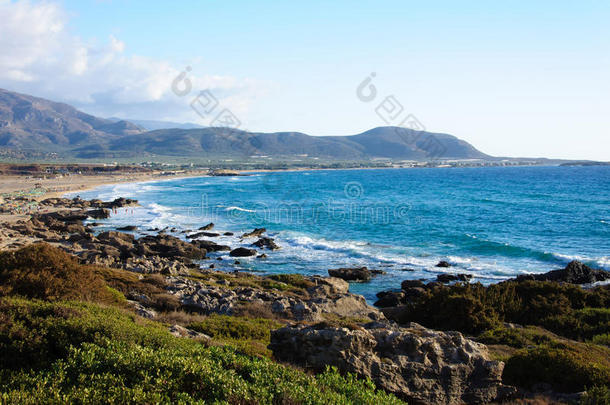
[0,0,609,160]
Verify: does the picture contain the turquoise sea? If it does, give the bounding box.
[74,166,610,301]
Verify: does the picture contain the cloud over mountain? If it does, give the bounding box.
[0,0,260,124]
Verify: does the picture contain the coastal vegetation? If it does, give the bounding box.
[386,280,610,393]
[0,244,404,404]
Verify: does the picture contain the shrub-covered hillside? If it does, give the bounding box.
[0,244,404,404]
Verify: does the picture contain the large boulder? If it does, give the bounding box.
[514,260,610,284]
[270,322,513,405]
[328,266,371,281]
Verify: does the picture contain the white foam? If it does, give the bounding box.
[225,206,256,213]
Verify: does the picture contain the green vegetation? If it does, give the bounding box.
[0,244,405,404]
[392,280,610,392]
[188,314,282,358]
[0,298,403,404]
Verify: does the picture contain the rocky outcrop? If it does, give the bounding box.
[167,274,381,323]
[230,247,257,257]
[436,260,451,268]
[270,322,513,405]
[328,266,371,281]
[513,260,610,284]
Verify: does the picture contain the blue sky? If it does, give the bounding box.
[1,0,609,159]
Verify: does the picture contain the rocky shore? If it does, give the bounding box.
[0,195,608,404]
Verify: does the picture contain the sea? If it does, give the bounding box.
[71,166,610,302]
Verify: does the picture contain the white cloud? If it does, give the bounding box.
[0,0,261,124]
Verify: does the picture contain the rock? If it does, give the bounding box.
[230,247,257,257]
[328,267,371,282]
[270,322,512,405]
[223,232,234,236]
[169,324,210,340]
[241,227,266,238]
[199,223,215,230]
[193,239,231,252]
[401,279,424,289]
[116,225,138,231]
[436,260,451,268]
[513,260,610,284]
[187,231,220,239]
[87,208,111,219]
[436,273,472,283]
[307,276,349,296]
[252,237,280,250]
[257,254,268,259]
[374,291,405,307]
[132,302,157,319]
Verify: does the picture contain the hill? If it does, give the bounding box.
[0,89,490,160]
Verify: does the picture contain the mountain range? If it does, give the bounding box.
[0,89,490,160]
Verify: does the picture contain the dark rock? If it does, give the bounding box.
[370,269,386,275]
[241,228,266,238]
[252,237,280,250]
[328,267,371,282]
[257,253,268,259]
[199,223,214,230]
[116,225,138,231]
[234,260,241,264]
[436,260,451,268]
[436,273,472,283]
[230,247,257,257]
[193,240,231,252]
[401,279,424,289]
[513,260,610,284]
[188,231,220,238]
[223,232,234,236]
[216,257,223,261]
[374,291,405,307]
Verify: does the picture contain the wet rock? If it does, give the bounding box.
[116,225,138,231]
[328,266,371,282]
[252,237,280,250]
[241,227,266,238]
[199,223,214,230]
[193,239,231,252]
[230,247,257,257]
[513,260,610,284]
[436,260,451,268]
[436,273,472,283]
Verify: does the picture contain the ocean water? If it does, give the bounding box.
[73,166,610,301]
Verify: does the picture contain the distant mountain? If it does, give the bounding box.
[0,89,143,151]
[107,118,205,131]
[0,89,490,160]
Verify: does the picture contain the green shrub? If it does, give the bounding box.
[580,385,610,405]
[269,273,315,290]
[503,344,610,392]
[188,314,282,358]
[0,244,120,304]
[592,333,610,347]
[0,297,404,404]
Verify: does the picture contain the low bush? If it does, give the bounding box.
[0,297,404,404]
[0,244,121,304]
[188,314,283,358]
[503,344,610,393]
